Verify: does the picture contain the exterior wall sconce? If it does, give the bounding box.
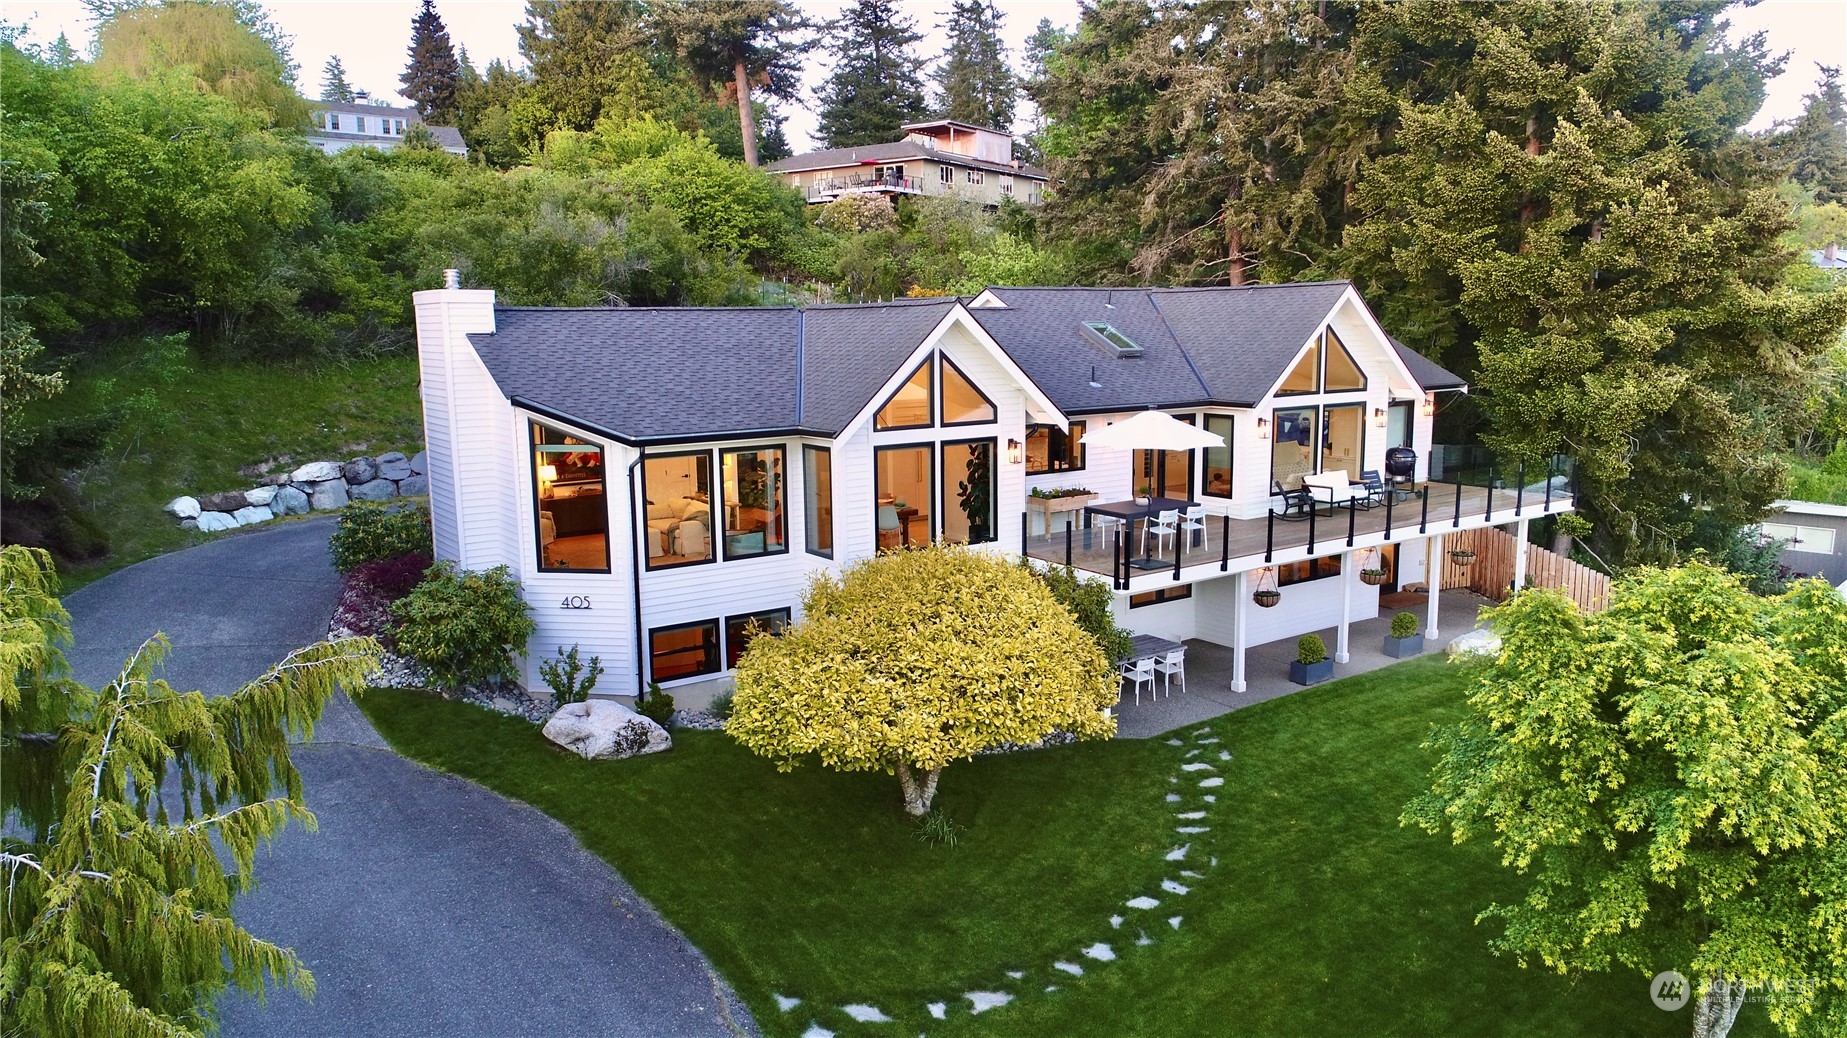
[1006,438,1022,464]
[1372,407,1386,428]
[1421,393,1436,417]
[1256,417,1269,439]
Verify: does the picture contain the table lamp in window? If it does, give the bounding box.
[538,464,558,498]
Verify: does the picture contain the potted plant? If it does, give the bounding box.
[1383,611,1423,658]
[956,443,993,543]
[1359,566,1389,586]
[1448,547,1476,567]
[1290,634,1333,685]
[1136,483,1153,505]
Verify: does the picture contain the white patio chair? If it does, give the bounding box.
[1144,509,1179,558]
[1154,646,1187,697]
[1120,657,1155,706]
[1176,511,1205,554]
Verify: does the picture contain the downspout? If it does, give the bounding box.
[627,452,647,698]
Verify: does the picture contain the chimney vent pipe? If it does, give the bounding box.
[443,268,461,289]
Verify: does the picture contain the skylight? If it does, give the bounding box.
[1081,321,1143,357]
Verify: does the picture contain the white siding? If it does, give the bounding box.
[1190,562,1379,649]
[412,289,499,564]
[1112,591,1196,643]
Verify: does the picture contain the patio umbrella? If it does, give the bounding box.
[1084,410,1226,452]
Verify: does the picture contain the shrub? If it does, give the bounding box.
[1297,633,1328,665]
[1390,612,1420,639]
[389,562,535,690]
[538,643,604,710]
[330,501,432,573]
[636,680,675,726]
[913,808,964,848]
[1025,562,1136,664]
[334,552,433,638]
[707,688,736,720]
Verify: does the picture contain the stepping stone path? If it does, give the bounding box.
[772,724,1232,1033]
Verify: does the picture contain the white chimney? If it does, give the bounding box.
[443,268,461,289]
[1827,243,1839,262]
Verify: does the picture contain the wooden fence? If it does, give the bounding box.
[1437,527,1610,613]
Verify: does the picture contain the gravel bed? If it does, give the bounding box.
[329,619,551,725]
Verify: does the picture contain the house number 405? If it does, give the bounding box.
[560,595,592,610]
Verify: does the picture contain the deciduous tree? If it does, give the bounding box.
[1404,564,1847,1038]
[94,0,308,126]
[728,545,1117,816]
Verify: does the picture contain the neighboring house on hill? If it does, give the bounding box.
[306,99,466,157]
[412,278,1575,708]
[1763,500,1847,584]
[767,120,1047,207]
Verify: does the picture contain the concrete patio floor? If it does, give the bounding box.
[1112,588,1496,739]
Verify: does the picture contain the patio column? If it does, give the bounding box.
[1511,517,1531,594]
[1335,549,1353,664]
[1425,533,1442,643]
[1231,569,1248,693]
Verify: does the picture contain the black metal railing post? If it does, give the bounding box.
[1514,461,1526,517]
[1113,527,1124,590]
[1385,485,1395,540]
[1544,460,1554,513]
[1419,486,1430,534]
[1452,472,1463,528]
[1346,497,1357,547]
[1021,510,1029,553]
[1173,526,1182,581]
[1220,515,1230,572]
[1265,510,1275,563]
[1308,505,1318,554]
[1484,464,1494,522]
[1065,521,1073,569]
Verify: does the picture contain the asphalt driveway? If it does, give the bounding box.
[62,518,753,1037]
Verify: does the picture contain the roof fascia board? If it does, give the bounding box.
[1333,286,1423,393]
[512,398,637,447]
[943,304,1069,429]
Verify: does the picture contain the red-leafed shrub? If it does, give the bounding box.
[334,552,432,639]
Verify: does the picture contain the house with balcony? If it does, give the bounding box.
[306,99,467,157]
[767,120,1047,206]
[412,278,1574,710]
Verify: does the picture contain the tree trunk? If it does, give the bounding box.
[1691,978,1747,1038]
[734,59,759,168]
[1226,181,1247,286]
[895,760,942,816]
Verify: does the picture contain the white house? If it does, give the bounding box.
[306,99,467,157]
[412,277,1574,708]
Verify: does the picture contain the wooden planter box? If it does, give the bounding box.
[1383,633,1424,658]
[1028,492,1099,532]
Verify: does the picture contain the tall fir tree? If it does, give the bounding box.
[517,0,660,132]
[45,32,77,69]
[400,0,461,125]
[933,0,1016,132]
[320,54,354,102]
[1015,16,1071,167]
[814,0,928,149]
[654,0,809,167]
[1785,65,1847,205]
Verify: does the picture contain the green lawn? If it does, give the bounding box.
[41,352,424,588]
[357,659,1770,1037]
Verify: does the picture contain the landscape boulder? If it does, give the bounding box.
[261,472,293,486]
[164,496,201,520]
[196,511,239,533]
[1446,629,1502,657]
[270,485,310,516]
[308,479,350,510]
[398,473,429,497]
[232,505,274,526]
[343,456,379,485]
[349,478,397,502]
[292,460,342,483]
[542,700,671,761]
[409,450,428,475]
[198,490,249,514]
[376,451,413,480]
[244,485,277,506]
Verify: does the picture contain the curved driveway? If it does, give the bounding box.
[65,519,754,1038]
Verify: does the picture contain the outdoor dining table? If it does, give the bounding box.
[1083,496,1201,570]
[1120,633,1185,665]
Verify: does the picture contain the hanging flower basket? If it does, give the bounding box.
[1360,568,1389,586]
[1449,548,1477,567]
[1253,588,1282,609]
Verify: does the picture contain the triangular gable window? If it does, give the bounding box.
[941,356,996,425]
[1322,327,1366,391]
[875,358,934,430]
[1279,336,1321,394]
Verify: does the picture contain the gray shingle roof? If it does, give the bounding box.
[464,285,1463,444]
[767,142,1046,179]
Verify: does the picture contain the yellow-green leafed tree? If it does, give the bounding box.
[728,544,1118,815]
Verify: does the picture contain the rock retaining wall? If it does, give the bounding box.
[166,450,429,532]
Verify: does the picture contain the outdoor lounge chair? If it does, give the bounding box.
[1273,479,1316,522]
[1355,469,1388,510]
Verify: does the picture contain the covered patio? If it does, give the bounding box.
[1109,588,1495,739]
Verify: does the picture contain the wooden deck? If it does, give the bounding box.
[1024,483,1572,583]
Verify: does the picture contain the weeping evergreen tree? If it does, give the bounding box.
[0,546,380,1038]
